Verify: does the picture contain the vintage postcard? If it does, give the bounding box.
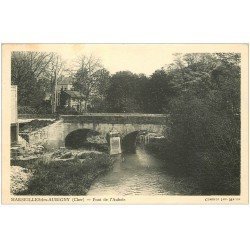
[1,44,248,204]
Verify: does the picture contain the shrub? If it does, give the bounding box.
[18,106,37,114]
[18,155,113,195]
[19,119,54,133]
[59,152,73,159]
[144,54,241,195]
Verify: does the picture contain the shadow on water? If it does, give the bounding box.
[87,147,193,196]
[121,130,148,153]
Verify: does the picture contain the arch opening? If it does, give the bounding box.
[121,130,149,153]
[65,129,108,151]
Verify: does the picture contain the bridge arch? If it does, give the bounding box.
[121,130,158,153]
[30,114,168,151]
[65,129,108,150]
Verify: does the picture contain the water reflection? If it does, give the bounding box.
[87,147,189,196]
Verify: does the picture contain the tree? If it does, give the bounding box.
[11,52,54,83]
[89,68,111,112]
[164,53,241,194]
[106,71,145,113]
[143,69,177,113]
[11,51,66,113]
[49,54,65,113]
[72,55,109,111]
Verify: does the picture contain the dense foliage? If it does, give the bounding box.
[147,53,241,194]
[11,51,64,113]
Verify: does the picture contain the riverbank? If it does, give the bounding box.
[145,140,240,195]
[11,150,114,195]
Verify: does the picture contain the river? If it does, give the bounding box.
[88,147,192,196]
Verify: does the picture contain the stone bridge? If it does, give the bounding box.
[25,113,168,153]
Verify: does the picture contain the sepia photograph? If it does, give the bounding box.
[1,44,248,204]
[1,1,250,250]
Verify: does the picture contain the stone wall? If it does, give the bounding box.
[26,121,65,150]
[24,115,168,150]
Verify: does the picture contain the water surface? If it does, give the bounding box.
[88,148,191,196]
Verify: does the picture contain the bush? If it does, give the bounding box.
[35,100,52,114]
[18,106,37,114]
[76,152,90,159]
[17,155,113,195]
[161,55,240,195]
[145,54,241,195]
[59,152,73,159]
[18,101,52,115]
[19,119,55,133]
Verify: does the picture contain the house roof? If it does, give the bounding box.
[56,76,73,90]
[58,76,73,85]
[63,90,85,99]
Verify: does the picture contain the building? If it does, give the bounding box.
[59,90,86,112]
[53,76,87,112]
[55,76,73,107]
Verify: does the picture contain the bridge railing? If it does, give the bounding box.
[60,113,168,125]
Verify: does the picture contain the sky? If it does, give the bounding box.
[54,44,176,76]
[8,44,243,76]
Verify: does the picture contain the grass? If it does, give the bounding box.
[17,153,113,195]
